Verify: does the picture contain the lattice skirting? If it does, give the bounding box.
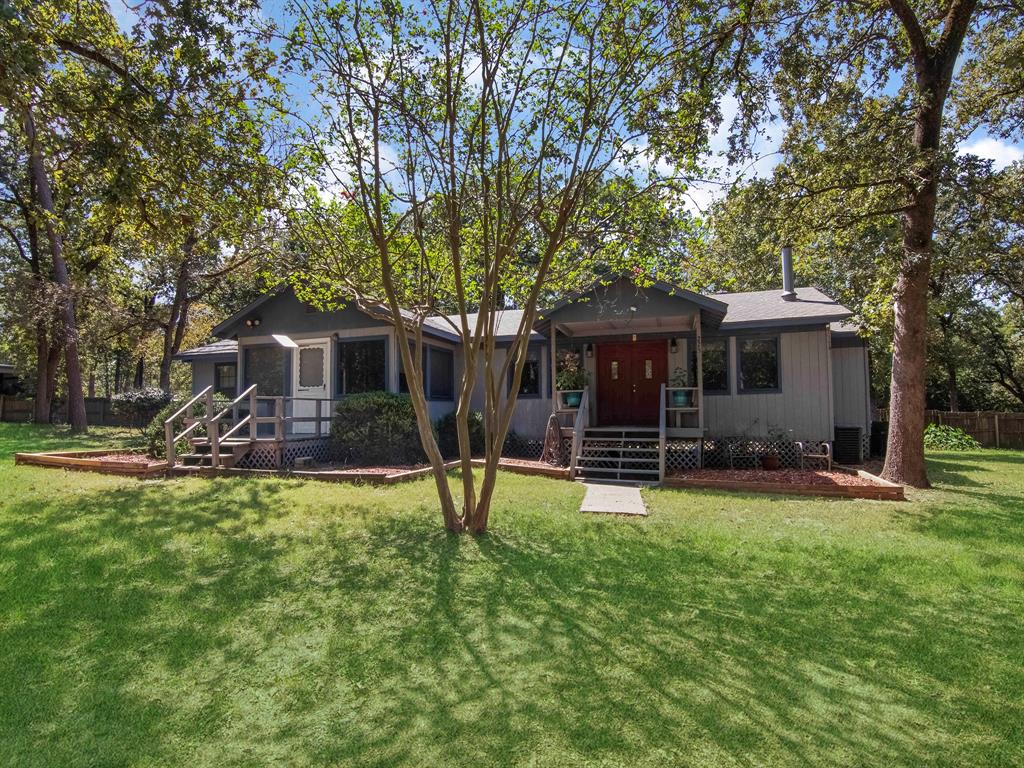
[236,437,335,470]
[700,438,829,470]
[502,433,545,460]
[665,440,702,472]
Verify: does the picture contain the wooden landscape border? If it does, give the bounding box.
[14,449,169,478]
[473,458,570,480]
[168,460,462,485]
[662,465,904,501]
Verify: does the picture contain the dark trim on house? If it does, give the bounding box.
[830,334,866,348]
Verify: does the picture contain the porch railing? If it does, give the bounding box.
[567,387,589,480]
[164,386,213,468]
[658,384,667,482]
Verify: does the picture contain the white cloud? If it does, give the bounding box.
[960,136,1024,170]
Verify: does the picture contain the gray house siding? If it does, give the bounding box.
[702,329,834,441]
[831,344,871,431]
[191,360,217,395]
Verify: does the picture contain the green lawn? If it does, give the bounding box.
[1,424,1022,767]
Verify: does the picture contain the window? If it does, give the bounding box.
[428,347,454,400]
[692,338,728,393]
[738,337,780,392]
[399,344,455,400]
[243,346,287,396]
[214,363,237,397]
[337,339,387,395]
[509,345,542,397]
[298,347,325,388]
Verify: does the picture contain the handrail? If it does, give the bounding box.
[209,384,257,424]
[165,386,212,468]
[208,384,258,466]
[658,383,667,482]
[568,387,589,480]
[219,414,253,442]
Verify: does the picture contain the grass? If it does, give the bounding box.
[1,423,1022,767]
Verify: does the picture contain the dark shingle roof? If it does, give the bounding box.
[174,339,238,361]
[713,287,853,330]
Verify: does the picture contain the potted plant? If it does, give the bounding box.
[668,367,691,407]
[760,426,791,470]
[555,351,589,407]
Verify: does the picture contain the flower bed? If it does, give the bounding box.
[473,458,570,479]
[15,449,168,478]
[663,466,904,500]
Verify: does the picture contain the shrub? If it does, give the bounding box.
[332,391,427,465]
[436,409,485,458]
[924,423,981,451]
[111,387,173,430]
[145,400,206,458]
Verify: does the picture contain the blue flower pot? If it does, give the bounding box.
[671,390,691,407]
[564,391,582,408]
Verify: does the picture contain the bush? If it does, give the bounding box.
[436,409,485,458]
[145,400,206,459]
[112,387,173,430]
[331,391,427,465]
[924,423,981,451]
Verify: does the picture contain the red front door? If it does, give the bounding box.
[596,340,667,426]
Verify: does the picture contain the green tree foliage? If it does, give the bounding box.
[285,0,689,532]
[657,0,1022,486]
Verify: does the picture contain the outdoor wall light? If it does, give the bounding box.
[585,343,593,358]
[244,317,262,328]
[669,338,678,354]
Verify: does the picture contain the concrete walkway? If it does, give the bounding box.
[579,482,647,516]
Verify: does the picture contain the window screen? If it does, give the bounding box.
[298,347,325,388]
[510,345,542,397]
[692,338,728,392]
[214,363,237,397]
[337,339,386,394]
[739,337,780,391]
[428,347,454,400]
[244,346,287,396]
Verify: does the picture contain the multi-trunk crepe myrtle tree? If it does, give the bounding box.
[285,0,683,532]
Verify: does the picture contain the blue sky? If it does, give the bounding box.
[109,0,1023,215]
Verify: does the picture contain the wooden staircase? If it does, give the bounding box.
[573,426,661,483]
[180,438,254,469]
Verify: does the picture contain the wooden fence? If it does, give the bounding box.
[875,408,1024,449]
[0,396,133,427]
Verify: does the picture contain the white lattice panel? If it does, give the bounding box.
[665,441,701,472]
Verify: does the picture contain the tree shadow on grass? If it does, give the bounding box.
[1,472,1021,767]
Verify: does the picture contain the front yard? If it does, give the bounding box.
[1,423,1021,767]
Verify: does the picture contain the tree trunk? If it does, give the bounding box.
[882,254,931,486]
[22,105,87,432]
[159,246,195,392]
[33,329,52,423]
[946,362,959,412]
[133,356,145,389]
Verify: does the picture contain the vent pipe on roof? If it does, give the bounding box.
[781,245,797,302]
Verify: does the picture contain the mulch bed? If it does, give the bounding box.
[324,464,425,475]
[89,453,162,466]
[676,468,880,487]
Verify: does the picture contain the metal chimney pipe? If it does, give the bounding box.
[781,245,797,302]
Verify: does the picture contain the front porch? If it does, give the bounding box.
[545,306,708,483]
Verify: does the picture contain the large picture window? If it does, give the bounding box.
[738,337,780,392]
[243,346,287,396]
[337,338,386,395]
[509,345,542,398]
[692,338,728,393]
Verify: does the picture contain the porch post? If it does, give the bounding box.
[549,321,557,411]
[695,310,704,436]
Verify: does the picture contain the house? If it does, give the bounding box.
[175,252,871,478]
